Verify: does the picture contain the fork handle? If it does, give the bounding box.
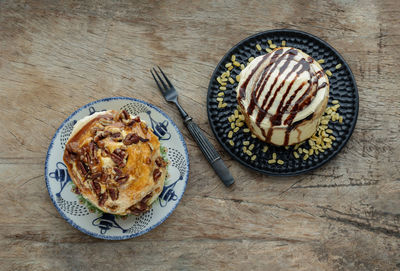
[184,117,234,187]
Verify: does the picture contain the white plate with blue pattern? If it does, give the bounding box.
[45,97,189,240]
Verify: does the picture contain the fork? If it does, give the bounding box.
[151,66,234,187]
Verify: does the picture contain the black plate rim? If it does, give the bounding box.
[206,29,359,176]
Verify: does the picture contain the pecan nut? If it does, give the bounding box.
[97,140,106,149]
[90,125,104,135]
[88,141,98,165]
[125,119,135,126]
[110,148,127,168]
[77,161,89,176]
[125,116,140,126]
[116,109,130,122]
[114,148,126,157]
[91,180,101,196]
[91,172,102,181]
[115,175,128,185]
[110,132,123,142]
[99,173,108,184]
[110,153,123,167]
[100,148,109,157]
[155,157,167,167]
[81,151,90,164]
[94,131,110,143]
[98,192,108,206]
[125,119,134,126]
[153,168,162,182]
[141,193,153,203]
[128,201,150,215]
[123,133,140,145]
[66,142,80,154]
[121,109,130,119]
[113,167,123,176]
[108,187,119,201]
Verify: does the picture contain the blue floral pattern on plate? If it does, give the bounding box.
[45,97,189,240]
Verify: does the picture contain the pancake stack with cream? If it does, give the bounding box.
[63,109,167,215]
[236,47,329,146]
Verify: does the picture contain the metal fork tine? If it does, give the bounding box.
[149,65,234,186]
[153,68,168,90]
[150,69,165,93]
[157,66,173,88]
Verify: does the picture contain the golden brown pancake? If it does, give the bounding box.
[63,109,167,215]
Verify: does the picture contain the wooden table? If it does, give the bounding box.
[1,1,399,270]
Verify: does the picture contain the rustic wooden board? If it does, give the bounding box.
[0,0,399,270]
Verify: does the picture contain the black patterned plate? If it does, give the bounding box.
[207,29,358,176]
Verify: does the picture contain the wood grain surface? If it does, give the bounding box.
[1,0,399,270]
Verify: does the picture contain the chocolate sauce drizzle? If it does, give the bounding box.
[238,48,327,145]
